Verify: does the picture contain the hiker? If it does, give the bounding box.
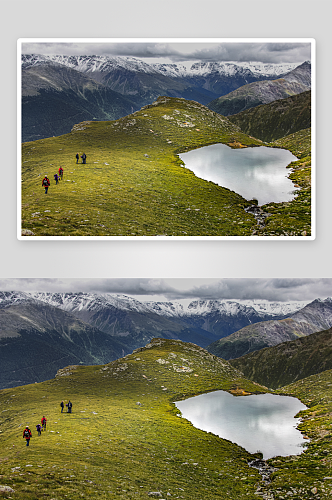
[59,167,63,180]
[67,400,73,413]
[76,153,79,164]
[60,401,64,413]
[42,175,50,194]
[54,173,59,185]
[36,424,42,436]
[23,426,32,446]
[41,416,47,431]
[81,153,86,164]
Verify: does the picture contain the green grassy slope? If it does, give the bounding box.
[0,338,268,499]
[229,327,332,389]
[260,128,312,236]
[264,370,332,500]
[21,96,311,237]
[228,91,311,143]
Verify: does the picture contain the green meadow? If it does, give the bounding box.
[21,97,311,237]
[0,339,330,499]
[0,339,267,499]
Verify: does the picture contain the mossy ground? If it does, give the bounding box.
[256,128,312,236]
[0,339,268,499]
[263,369,332,500]
[21,97,311,237]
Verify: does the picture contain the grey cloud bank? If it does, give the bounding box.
[0,278,330,303]
[20,40,312,64]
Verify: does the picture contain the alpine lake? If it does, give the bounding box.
[179,143,299,206]
[175,390,308,460]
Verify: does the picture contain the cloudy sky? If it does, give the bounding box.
[0,278,330,303]
[20,39,312,64]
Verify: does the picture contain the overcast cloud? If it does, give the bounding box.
[0,278,330,302]
[20,40,312,64]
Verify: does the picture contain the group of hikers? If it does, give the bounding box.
[76,152,87,164]
[42,153,87,194]
[23,416,47,446]
[42,167,63,194]
[22,401,73,446]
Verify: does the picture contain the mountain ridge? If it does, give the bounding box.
[21,54,306,141]
[229,326,332,389]
[206,298,332,360]
[22,54,300,81]
[207,61,311,116]
[228,90,311,142]
[0,290,312,389]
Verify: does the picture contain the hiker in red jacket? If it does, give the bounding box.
[41,416,47,431]
[23,426,32,446]
[58,167,63,180]
[42,176,50,194]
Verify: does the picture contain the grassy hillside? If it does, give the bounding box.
[229,327,332,389]
[229,91,311,143]
[21,96,311,237]
[264,370,332,500]
[207,78,309,117]
[206,314,318,361]
[260,128,311,236]
[0,338,269,499]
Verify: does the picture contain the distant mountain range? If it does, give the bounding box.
[228,90,311,142]
[24,291,308,343]
[0,291,309,388]
[21,63,138,142]
[206,298,332,360]
[21,54,306,142]
[229,326,332,389]
[0,296,127,389]
[207,61,311,116]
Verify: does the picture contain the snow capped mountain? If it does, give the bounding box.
[0,291,37,308]
[27,292,153,314]
[142,298,308,318]
[21,54,299,80]
[8,291,307,320]
[235,299,310,317]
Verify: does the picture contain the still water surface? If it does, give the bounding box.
[175,391,307,459]
[179,144,298,205]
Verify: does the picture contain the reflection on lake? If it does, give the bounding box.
[175,391,307,459]
[179,144,298,205]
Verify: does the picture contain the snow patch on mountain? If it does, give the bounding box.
[147,299,309,318]
[28,292,153,315]
[0,291,313,321]
[21,54,300,80]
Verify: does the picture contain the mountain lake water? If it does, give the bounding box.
[175,391,308,459]
[179,144,299,206]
